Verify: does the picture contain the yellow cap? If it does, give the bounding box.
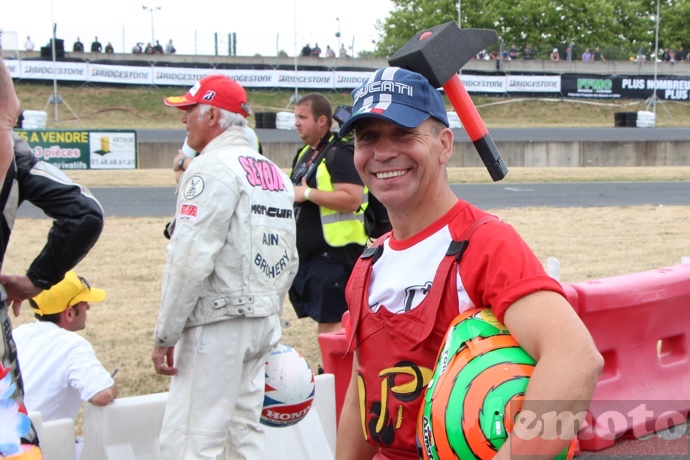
[31,271,106,315]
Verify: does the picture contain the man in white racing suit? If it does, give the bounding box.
[153,74,298,459]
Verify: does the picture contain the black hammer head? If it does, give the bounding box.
[388,21,498,88]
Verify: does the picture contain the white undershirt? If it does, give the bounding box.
[368,225,473,314]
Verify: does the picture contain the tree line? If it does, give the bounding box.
[372,0,690,60]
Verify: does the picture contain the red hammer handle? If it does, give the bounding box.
[443,76,508,181]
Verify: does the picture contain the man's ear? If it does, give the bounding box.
[317,114,329,129]
[59,307,73,326]
[438,127,454,165]
[207,107,220,127]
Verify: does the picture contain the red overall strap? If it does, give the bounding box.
[347,215,498,352]
[345,234,389,352]
[409,215,498,350]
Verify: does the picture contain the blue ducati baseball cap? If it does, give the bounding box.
[338,67,449,137]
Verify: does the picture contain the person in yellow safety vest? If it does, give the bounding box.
[289,93,367,334]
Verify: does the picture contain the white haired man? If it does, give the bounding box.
[154,75,298,459]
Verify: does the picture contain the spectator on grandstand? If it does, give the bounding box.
[593,46,606,62]
[311,43,322,57]
[90,37,102,53]
[72,38,84,53]
[509,44,519,59]
[165,39,176,54]
[565,46,573,62]
[523,43,533,59]
[301,43,312,57]
[550,48,560,62]
[153,40,164,54]
[675,46,685,62]
[339,44,347,57]
[582,47,592,62]
[105,42,114,54]
[132,42,143,54]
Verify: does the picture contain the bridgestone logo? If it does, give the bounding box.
[278,75,330,83]
[462,80,503,88]
[155,72,206,81]
[25,67,84,75]
[232,75,272,82]
[92,69,148,79]
[337,76,368,84]
[509,81,558,88]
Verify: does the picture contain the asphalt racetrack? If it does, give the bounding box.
[16,181,690,218]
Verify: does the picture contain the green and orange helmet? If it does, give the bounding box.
[416,308,575,460]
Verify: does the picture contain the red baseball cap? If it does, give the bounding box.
[163,74,251,117]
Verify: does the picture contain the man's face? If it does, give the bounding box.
[353,118,452,211]
[181,104,211,152]
[67,301,90,332]
[294,103,325,147]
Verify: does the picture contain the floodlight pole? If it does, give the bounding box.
[336,17,341,58]
[142,5,161,46]
[293,0,298,100]
[51,23,59,127]
[458,1,461,28]
[651,0,660,117]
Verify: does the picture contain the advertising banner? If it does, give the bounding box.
[274,70,334,89]
[334,71,373,89]
[19,60,87,82]
[6,59,690,99]
[154,67,212,86]
[460,74,507,93]
[506,75,561,93]
[217,69,276,88]
[13,129,137,170]
[89,64,152,85]
[561,74,690,101]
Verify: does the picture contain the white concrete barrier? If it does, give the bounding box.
[28,412,77,460]
[82,392,167,460]
[80,374,336,459]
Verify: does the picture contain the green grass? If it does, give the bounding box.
[15,82,690,130]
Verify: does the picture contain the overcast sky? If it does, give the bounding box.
[3,0,394,57]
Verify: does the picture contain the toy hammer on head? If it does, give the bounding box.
[389,21,508,181]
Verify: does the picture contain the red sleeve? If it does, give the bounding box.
[458,220,565,323]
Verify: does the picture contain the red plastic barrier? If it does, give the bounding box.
[317,264,690,451]
[317,312,353,425]
[566,264,690,451]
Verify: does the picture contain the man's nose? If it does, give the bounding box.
[373,135,398,161]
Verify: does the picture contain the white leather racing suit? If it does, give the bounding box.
[154,126,298,459]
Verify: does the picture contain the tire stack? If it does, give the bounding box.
[254,112,277,129]
[262,112,277,129]
[636,111,655,128]
[20,110,48,129]
[275,112,296,130]
[253,113,264,129]
[614,112,638,127]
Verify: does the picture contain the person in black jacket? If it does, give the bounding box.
[0,106,104,455]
